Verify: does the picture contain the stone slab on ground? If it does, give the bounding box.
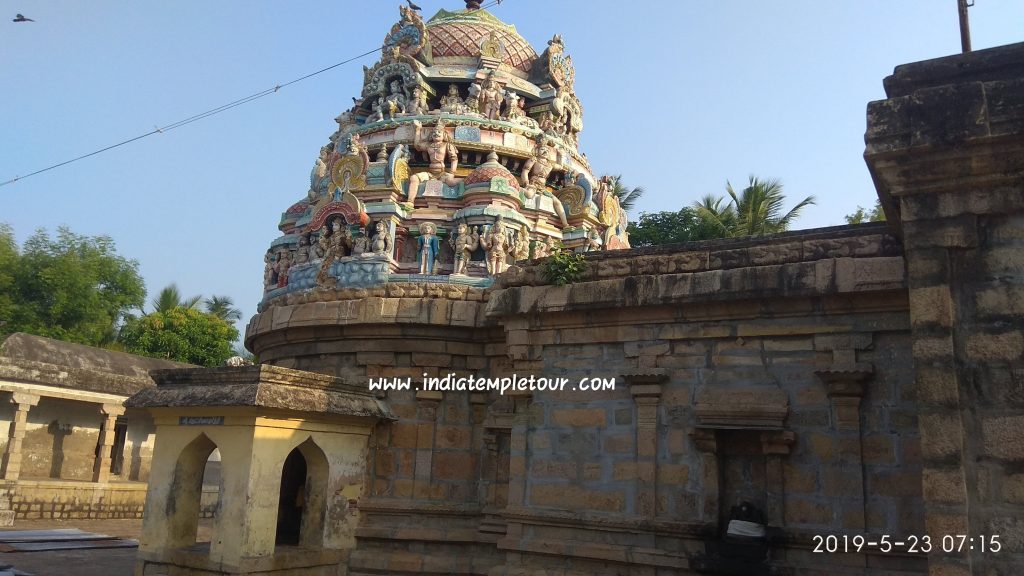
[0,518,213,576]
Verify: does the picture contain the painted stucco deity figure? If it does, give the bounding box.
[512,224,530,261]
[417,222,440,275]
[372,220,393,257]
[479,75,503,120]
[384,80,407,119]
[520,137,568,226]
[295,235,311,264]
[351,226,371,256]
[533,236,551,259]
[594,175,612,207]
[449,222,479,275]
[584,228,602,252]
[316,218,352,285]
[440,84,463,114]
[276,251,292,288]
[539,111,558,136]
[466,81,482,114]
[407,86,428,116]
[367,95,386,123]
[405,120,462,206]
[479,218,512,276]
[263,251,276,289]
[314,231,327,259]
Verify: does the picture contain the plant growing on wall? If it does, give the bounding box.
[541,247,587,286]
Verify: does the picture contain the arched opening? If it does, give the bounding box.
[166,434,219,551]
[199,449,222,544]
[275,437,329,549]
[276,449,306,546]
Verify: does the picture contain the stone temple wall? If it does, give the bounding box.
[243,42,1024,576]
[248,224,928,576]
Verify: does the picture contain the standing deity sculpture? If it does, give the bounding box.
[479,218,512,276]
[276,251,292,288]
[371,220,393,257]
[405,120,462,206]
[479,75,503,120]
[520,137,569,226]
[449,222,479,275]
[263,251,276,290]
[417,222,441,275]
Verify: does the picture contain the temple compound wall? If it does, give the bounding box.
[239,42,1024,576]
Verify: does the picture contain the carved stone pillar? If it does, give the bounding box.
[626,371,665,519]
[1,393,40,481]
[816,346,874,531]
[761,431,796,527]
[506,390,531,508]
[93,403,126,483]
[865,43,1024,575]
[689,428,719,523]
[413,390,442,499]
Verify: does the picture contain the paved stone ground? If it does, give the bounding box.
[0,519,214,576]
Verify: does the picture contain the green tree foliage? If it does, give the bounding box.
[0,225,145,346]
[0,226,18,331]
[844,200,887,224]
[694,177,815,238]
[627,208,724,247]
[120,307,239,367]
[626,177,815,247]
[541,247,587,286]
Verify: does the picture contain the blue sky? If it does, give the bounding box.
[3,1,1022,343]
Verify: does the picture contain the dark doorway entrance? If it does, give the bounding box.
[276,448,307,546]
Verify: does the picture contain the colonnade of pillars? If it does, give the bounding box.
[0,392,125,482]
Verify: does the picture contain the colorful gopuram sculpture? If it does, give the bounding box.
[261,1,630,306]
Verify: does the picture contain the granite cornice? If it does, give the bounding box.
[128,365,395,421]
[0,357,152,397]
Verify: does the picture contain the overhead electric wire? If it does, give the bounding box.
[1,0,505,188]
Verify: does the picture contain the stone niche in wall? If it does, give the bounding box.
[690,386,793,528]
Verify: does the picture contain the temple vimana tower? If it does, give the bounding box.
[130,2,1024,576]
[259,0,628,302]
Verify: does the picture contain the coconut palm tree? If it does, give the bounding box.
[151,283,201,314]
[694,177,814,238]
[205,295,243,323]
